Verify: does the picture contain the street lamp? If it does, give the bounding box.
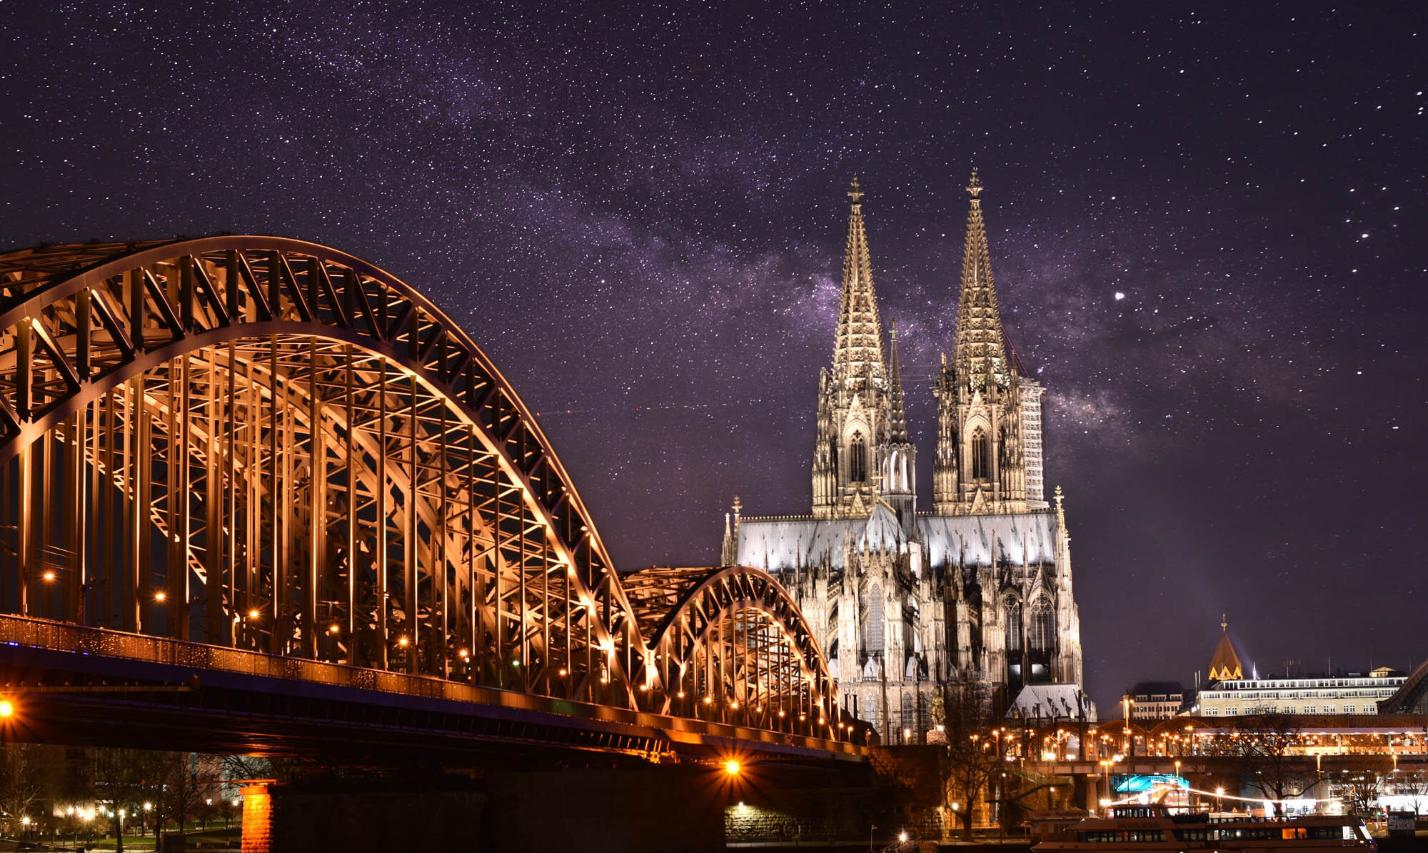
[0,697,13,719]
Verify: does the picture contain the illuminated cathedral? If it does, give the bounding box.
[720,173,1087,742]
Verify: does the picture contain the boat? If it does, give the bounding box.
[1033,804,1375,852]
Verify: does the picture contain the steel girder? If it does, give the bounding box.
[0,237,855,745]
[625,566,851,741]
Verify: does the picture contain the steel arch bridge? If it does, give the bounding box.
[0,236,862,760]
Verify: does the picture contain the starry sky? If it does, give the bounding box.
[3,1,1425,711]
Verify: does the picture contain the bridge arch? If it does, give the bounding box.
[0,237,650,707]
[625,565,850,740]
[0,237,855,746]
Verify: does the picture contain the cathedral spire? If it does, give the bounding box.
[952,169,1011,387]
[832,176,886,385]
[887,320,908,442]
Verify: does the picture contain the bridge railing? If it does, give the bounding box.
[0,612,867,758]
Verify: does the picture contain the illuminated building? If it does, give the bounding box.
[1123,682,1188,721]
[721,174,1086,742]
[1207,615,1244,681]
[1196,669,1407,717]
[1194,618,1406,716]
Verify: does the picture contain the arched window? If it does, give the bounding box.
[1030,603,1055,653]
[1004,598,1023,652]
[862,586,884,656]
[971,428,989,480]
[849,432,867,482]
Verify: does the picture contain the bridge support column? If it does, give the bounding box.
[239,780,274,853]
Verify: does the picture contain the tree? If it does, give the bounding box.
[93,748,172,853]
[1202,713,1306,815]
[0,744,43,836]
[1341,773,1381,818]
[940,686,1006,840]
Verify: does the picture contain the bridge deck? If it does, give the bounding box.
[0,614,865,765]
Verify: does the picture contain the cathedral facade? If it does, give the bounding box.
[720,173,1086,742]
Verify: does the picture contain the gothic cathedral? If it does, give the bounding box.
[720,173,1087,742]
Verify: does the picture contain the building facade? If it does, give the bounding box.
[1123,682,1188,722]
[1194,620,1406,716]
[1195,669,1406,717]
[720,174,1086,743]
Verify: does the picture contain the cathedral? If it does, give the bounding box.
[720,172,1087,742]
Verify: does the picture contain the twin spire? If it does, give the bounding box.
[952,169,1012,387]
[831,177,886,386]
[833,170,1011,396]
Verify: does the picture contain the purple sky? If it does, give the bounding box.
[3,1,1424,709]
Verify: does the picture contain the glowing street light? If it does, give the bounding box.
[247,608,261,620]
[153,590,167,603]
[723,759,742,778]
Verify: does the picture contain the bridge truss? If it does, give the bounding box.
[0,236,857,755]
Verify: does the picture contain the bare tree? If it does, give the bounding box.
[1202,713,1307,815]
[0,744,43,835]
[1341,773,1381,818]
[940,686,1006,840]
[93,748,172,853]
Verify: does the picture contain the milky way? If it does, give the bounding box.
[3,1,1424,708]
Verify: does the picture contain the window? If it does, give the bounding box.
[971,428,990,479]
[849,432,867,482]
[1005,599,1023,652]
[1030,603,1055,653]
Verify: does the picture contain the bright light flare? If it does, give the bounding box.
[0,698,14,719]
[723,759,741,777]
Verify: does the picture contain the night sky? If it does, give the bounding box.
[3,2,1425,711]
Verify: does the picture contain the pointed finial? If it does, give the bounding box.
[1221,612,1228,633]
[1053,484,1064,508]
[732,495,742,519]
[889,319,897,340]
[967,168,982,199]
[848,176,864,205]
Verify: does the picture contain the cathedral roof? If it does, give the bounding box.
[859,502,904,551]
[1007,683,1097,722]
[1208,617,1244,682]
[736,509,1058,572]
